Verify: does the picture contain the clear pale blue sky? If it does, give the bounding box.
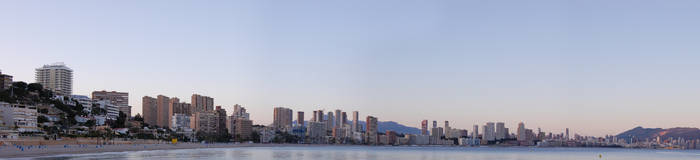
[1,0,699,136]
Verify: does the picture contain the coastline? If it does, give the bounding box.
[0,143,318,159]
[1,142,692,159]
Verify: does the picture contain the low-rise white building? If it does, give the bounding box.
[71,95,93,113]
[95,100,119,120]
[171,113,192,131]
[407,134,430,145]
[0,102,39,132]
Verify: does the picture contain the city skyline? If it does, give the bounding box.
[3,0,700,137]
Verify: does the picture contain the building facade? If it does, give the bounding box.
[517,122,526,141]
[91,91,128,107]
[195,111,219,134]
[156,95,170,128]
[352,111,359,132]
[335,109,342,128]
[191,94,213,113]
[92,90,130,117]
[325,112,334,132]
[95,100,119,120]
[496,122,505,140]
[142,96,157,126]
[272,107,293,129]
[421,120,428,135]
[235,119,253,139]
[0,71,12,90]
[0,102,38,132]
[215,106,228,135]
[297,111,304,127]
[365,116,378,145]
[35,63,73,96]
[171,113,192,131]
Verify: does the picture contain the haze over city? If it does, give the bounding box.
[2,0,700,137]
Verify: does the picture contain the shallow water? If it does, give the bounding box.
[29,146,700,160]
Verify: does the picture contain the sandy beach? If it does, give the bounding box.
[0,143,316,159]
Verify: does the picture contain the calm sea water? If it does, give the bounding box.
[30,146,700,160]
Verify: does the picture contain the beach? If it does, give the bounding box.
[0,143,312,159]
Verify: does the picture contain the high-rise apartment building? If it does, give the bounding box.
[191,94,213,113]
[326,112,334,132]
[316,110,324,122]
[307,121,326,142]
[485,122,495,141]
[227,104,250,137]
[352,111,359,132]
[35,62,72,96]
[311,111,318,122]
[215,106,228,134]
[169,98,191,117]
[235,119,253,139]
[231,104,249,120]
[195,111,219,133]
[341,112,347,126]
[496,122,505,140]
[472,125,479,138]
[444,121,451,138]
[421,120,428,135]
[334,109,342,128]
[565,128,570,140]
[297,111,304,126]
[92,90,130,116]
[365,116,378,145]
[91,91,128,107]
[517,122,526,141]
[272,107,293,129]
[0,71,13,90]
[386,130,397,145]
[431,127,444,139]
[142,96,157,126]
[156,95,170,128]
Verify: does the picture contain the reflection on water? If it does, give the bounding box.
[31,146,700,160]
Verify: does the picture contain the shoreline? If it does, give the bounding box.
[0,143,690,159]
[0,143,318,159]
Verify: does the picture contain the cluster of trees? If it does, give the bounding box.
[0,82,54,104]
[271,131,302,143]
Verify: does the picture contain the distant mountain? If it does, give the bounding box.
[364,121,421,135]
[616,127,700,140]
[294,120,421,135]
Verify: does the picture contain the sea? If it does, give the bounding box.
[25,146,700,160]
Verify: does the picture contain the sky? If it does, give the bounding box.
[1,0,699,137]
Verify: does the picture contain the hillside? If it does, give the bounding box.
[617,126,700,140]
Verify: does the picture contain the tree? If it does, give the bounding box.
[0,89,15,103]
[133,113,144,122]
[84,120,96,127]
[250,132,261,143]
[27,83,43,92]
[74,102,86,116]
[11,81,28,98]
[110,111,127,128]
[37,115,49,123]
[272,131,301,143]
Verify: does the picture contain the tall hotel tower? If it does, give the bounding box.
[35,62,73,96]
